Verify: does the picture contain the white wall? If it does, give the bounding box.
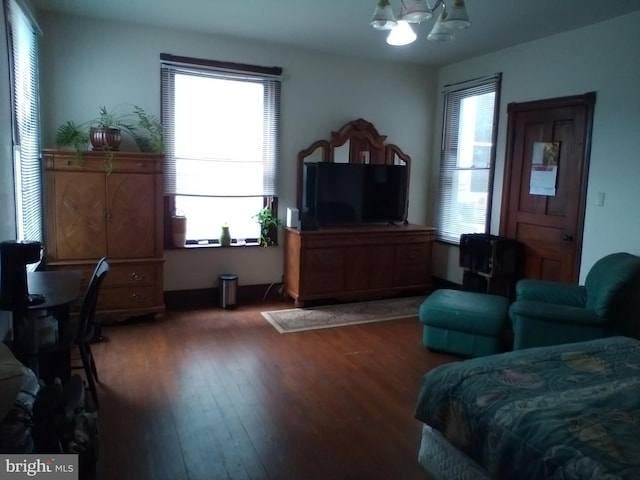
[430,11,640,284]
[37,13,436,291]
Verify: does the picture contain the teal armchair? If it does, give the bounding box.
[509,252,640,349]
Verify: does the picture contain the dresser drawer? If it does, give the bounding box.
[44,153,162,174]
[105,263,157,288]
[98,286,158,310]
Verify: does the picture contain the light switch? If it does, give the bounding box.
[596,192,605,206]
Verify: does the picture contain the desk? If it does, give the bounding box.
[2,270,82,377]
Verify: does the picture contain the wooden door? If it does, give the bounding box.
[53,171,107,260]
[500,93,595,283]
[106,173,156,258]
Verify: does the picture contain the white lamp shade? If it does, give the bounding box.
[427,10,454,41]
[387,21,417,46]
[444,0,471,29]
[399,0,433,23]
[370,1,397,30]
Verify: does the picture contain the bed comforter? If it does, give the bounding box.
[414,336,640,479]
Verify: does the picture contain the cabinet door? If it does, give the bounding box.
[53,171,107,260]
[394,243,432,287]
[345,245,394,291]
[106,173,156,258]
[303,247,345,295]
[368,245,395,289]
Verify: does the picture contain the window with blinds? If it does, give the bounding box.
[434,73,501,244]
[5,0,42,247]
[160,54,282,245]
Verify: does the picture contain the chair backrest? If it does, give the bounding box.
[76,257,109,343]
[584,252,640,318]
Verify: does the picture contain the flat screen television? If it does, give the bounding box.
[302,162,408,227]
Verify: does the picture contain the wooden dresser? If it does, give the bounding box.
[42,150,165,322]
[284,225,436,306]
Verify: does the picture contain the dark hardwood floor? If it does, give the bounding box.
[89,300,460,480]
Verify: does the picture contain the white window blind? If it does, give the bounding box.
[160,54,282,243]
[434,73,501,244]
[5,0,42,245]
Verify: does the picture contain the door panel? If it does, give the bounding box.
[54,171,107,260]
[500,93,595,283]
[106,173,156,258]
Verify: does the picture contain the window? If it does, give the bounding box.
[160,54,282,245]
[5,0,42,247]
[434,73,501,244]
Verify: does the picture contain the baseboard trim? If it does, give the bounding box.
[164,282,284,311]
[164,277,457,311]
[431,276,462,291]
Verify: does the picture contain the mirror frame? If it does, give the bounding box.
[295,119,412,215]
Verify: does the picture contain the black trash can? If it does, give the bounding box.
[218,274,238,309]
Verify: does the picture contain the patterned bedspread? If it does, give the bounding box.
[414,336,640,479]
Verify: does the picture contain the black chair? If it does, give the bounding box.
[36,258,109,408]
[73,257,109,409]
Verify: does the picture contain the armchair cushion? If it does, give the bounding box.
[584,252,640,317]
[509,300,601,326]
[515,280,586,307]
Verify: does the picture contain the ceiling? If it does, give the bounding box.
[32,0,640,67]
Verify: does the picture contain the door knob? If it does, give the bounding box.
[562,234,574,243]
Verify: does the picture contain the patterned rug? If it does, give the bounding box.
[261,296,425,333]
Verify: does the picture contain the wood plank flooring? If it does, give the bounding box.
[90,300,460,480]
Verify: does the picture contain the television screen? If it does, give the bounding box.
[310,162,407,226]
[362,164,408,222]
[302,162,318,218]
[315,163,364,224]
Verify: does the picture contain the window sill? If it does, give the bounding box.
[166,241,278,250]
[435,238,461,247]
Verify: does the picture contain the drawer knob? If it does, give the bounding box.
[131,293,144,302]
[131,272,145,281]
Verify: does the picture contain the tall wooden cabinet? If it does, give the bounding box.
[284,225,435,306]
[42,150,165,321]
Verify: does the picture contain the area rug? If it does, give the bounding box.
[261,296,425,333]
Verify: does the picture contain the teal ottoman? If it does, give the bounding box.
[419,289,509,357]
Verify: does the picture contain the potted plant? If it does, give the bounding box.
[55,121,90,161]
[254,207,282,247]
[55,104,165,173]
[130,106,164,153]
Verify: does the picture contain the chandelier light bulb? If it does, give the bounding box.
[387,21,417,46]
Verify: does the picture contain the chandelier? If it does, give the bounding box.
[370,0,471,46]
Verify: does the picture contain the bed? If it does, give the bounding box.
[414,336,640,479]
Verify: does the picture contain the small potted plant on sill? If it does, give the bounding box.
[170,210,187,248]
[55,104,165,174]
[254,207,282,247]
[219,222,232,247]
